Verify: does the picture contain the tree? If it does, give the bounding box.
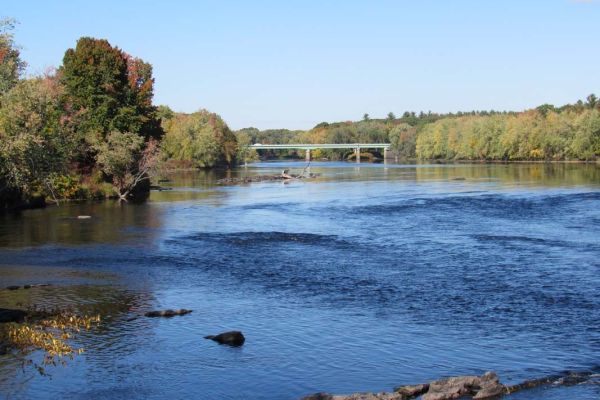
[161,110,237,168]
[363,113,370,121]
[235,130,259,164]
[536,104,555,117]
[0,77,75,203]
[586,94,598,110]
[389,123,417,158]
[94,132,160,201]
[58,37,162,153]
[0,18,26,98]
[387,112,396,121]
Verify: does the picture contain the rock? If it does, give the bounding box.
[204,331,245,346]
[77,215,92,219]
[0,308,28,323]
[301,394,335,400]
[0,343,8,355]
[422,372,507,400]
[5,286,20,291]
[423,376,478,400]
[473,372,506,399]
[339,393,404,400]
[393,383,429,398]
[144,309,192,318]
[303,392,406,400]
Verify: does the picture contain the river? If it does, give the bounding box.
[0,162,599,399]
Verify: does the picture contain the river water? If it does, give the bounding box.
[0,162,599,399]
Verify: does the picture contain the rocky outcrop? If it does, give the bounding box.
[393,384,429,398]
[301,369,600,400]
[302,372,506,400]
[423,372,505,400]
[204,331,245,346]
[302,392,402,400]
[144,309,192,318]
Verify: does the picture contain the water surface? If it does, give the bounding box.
[0,162,599,399]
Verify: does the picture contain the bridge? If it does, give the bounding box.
[249,143,391,163]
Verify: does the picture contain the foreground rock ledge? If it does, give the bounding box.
[301,370,596,400]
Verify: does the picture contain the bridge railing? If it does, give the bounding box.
[249,143,390,150]
[247,143,391,163]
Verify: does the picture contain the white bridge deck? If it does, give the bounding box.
[250,143,390,150]
[249,143,391,162]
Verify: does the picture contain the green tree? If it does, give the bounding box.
[161,110,237,168]
[0,77,75,203]
[387,112,396,121]
[586,94,598,110]
[389,123,417,158]
[363,113,370,121]
[59,37,162,151]
[0,18,26,98]
[94,132,160,201]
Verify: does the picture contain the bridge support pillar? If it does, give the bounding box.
[305,149,311,161]
[383,148,388,162]
[355,148,361,163]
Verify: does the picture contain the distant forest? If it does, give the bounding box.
[0,18,599,210]
[236,98,600,162]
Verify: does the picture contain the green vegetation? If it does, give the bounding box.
[236,101,600,162]
[161,108,237,168]
[0,21,237,210]
[0,17,599,210]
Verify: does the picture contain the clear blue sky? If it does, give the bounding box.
[4,0,600,130]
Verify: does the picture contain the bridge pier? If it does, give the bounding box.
[383,147,388,162]
[305,149,311,161]
[355,147,361,163]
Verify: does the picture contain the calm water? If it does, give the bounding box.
[0,162,599,399]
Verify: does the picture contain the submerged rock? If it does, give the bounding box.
[301,392,402,400]
[0,308,28,323]
[204,331,245,346]
[144,309,192,318]
[5,286,20,291]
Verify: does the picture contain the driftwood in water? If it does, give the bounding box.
[217,169,319,185]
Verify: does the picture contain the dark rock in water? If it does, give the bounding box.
[506,370,595,394]
[0,344,7,355]
[204,331,245,346]
[144,309,192,318]
[301,394,334,400]
[393,383,429,398]
[5,286,20,291]
[302,392,404,399]
[0,308,28,323]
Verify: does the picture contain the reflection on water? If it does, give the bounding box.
[0,162,599,399]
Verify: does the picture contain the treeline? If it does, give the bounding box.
[416,107,600,160]
[0,19,238,210]
[237,97,600,162]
